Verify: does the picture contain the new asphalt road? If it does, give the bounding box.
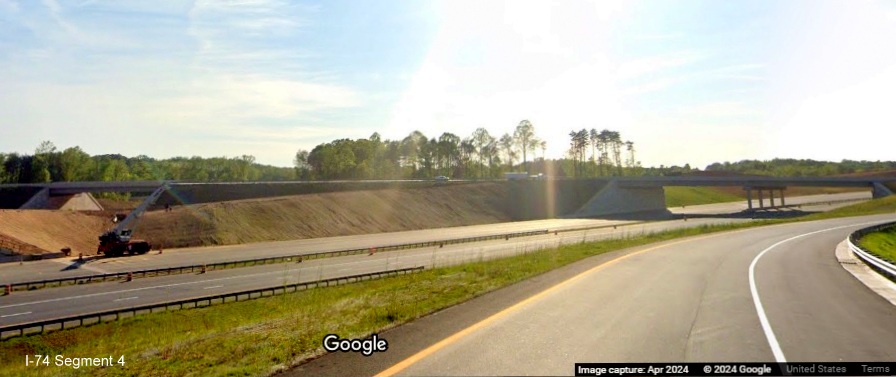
[292,214,896,376]
[0,192,873,327]
[0,191,869,285]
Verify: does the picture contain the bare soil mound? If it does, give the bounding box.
[137,183,512,249]
[0,210,110,255]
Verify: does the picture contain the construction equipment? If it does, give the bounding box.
[97,184,169,257]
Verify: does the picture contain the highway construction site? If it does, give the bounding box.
[0,181,872,260]
[1,179,894,376]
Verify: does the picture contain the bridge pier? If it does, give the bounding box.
[745,186,786,211]
[746,188,753,210]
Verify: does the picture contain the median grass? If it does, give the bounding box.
[1,196,894,377]
[800,195,896,220]
[664,187,743,207]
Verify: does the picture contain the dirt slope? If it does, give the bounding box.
[137,183,512,249]
[0,210,110,255]
[0,183,514,255]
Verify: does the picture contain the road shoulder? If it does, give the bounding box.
[835,240,896,306]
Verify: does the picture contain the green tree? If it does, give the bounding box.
[102,159,131,181]
[471,128,494,178]
[513,120,536,173]
[294,149,311,179]
[58,146,92,181]
[499,133,515,171]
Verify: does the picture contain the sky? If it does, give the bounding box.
[1,0,895,169]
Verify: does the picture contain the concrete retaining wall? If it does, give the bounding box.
[18,187,50,209]
[504,180,611,220]
[873,182,894,199]
[575,180,668,217]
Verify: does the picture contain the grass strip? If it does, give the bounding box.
[1,196,895,377]
[858,225,896,264]
[665,186,743,207]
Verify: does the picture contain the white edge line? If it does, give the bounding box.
[748,219,893,364]
[1,311,32,318]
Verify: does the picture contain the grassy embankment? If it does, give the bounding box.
[664,187,743,207]
[858,226,896,263]
[1,196,894,377]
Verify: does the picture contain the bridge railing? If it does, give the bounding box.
[3,230,548,291]
[847,222,896,280]
[0,266,424,340]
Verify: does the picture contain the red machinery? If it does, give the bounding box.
[97,184,168,257]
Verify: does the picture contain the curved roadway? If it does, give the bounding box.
[291,214,896,376]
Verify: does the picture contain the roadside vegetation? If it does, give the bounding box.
[800,195,896,221]
[2,196,895,377]
[664,187,743,207]
[858,225,896,263]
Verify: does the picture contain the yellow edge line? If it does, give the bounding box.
[374,230,738,377]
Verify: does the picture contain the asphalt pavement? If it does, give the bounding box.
[290,214,896,376]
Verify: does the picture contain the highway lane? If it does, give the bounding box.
[756,223,896,362]
[289,214,896,376]
[0,218,640,284]
[0,196,877,326]
[0,216,757,327]
[0,192,868,285]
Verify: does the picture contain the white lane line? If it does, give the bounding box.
[203,285,223,290]
[748,219,893,364]
[113,296,138,302]
[1,311,32,318]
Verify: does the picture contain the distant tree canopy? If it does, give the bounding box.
[3,139,894,184]
[0,141,294,184]
[566,128,640,177]
[296,122,544,180]
[704,159,896,177]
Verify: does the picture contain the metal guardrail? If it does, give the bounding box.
[3,230,548,292]
[847,221,896,280]
[0,266,424,340]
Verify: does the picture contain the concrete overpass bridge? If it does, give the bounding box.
[574,176,895,217]
[0,176,893,217]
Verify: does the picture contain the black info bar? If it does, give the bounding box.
[574,362,895,376]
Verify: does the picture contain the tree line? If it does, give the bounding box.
[294,120,545,180]
[566,128,639,177]
[704,159,896,177]
[0,141,294,184]
[2,139,893,185]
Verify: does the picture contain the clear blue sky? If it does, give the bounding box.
[1,0,895,168]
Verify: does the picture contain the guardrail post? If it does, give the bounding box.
[4,284,10,295]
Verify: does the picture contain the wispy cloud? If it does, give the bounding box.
[615,51,704,81]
